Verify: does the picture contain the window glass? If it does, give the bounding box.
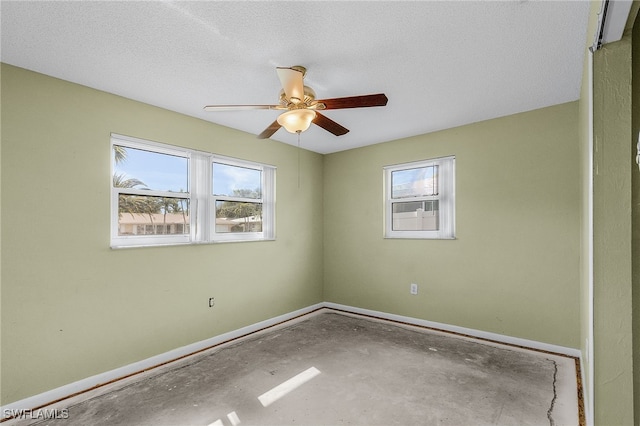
[392,201,439,231]
[117,195,190,236]
[215,201,263,233]
[113,145,188,193]
[213,163,261,198]
[391,165,438,198]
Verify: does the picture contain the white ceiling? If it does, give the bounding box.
[1,1,590,154]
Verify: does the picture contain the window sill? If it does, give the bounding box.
[383,236,457,240]
[110,238,276,249]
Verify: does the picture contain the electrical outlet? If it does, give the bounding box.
[410,283,418,295]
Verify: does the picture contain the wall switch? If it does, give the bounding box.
[410,283,418,295]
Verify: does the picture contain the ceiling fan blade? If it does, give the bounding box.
[203,105,280,111]
[312,112,349,136]
[318,93,388,110]
[257,120,281,139]
[276,67,304,103]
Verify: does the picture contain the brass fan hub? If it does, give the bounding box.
[279,85,317,109]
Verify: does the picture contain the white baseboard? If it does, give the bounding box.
[2,301,581,415]
[324,302,582,358]
[1,303,324,415]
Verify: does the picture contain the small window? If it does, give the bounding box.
[384,156,455,239]
[111,134,275,248]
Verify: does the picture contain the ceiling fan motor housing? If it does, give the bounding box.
[279,86,319,109]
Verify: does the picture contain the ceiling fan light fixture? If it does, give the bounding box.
[277,109,317,134]
[205,65,388,139]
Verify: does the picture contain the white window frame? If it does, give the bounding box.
[209,157,275,242]
[110,134,275,248]
[384,156,455,239]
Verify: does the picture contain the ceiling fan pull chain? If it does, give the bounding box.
[297,130,301,189]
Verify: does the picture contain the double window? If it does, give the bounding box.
[384,156,455,239]
[111,134,275,248]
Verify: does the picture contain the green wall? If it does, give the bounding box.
[592,31,635,425]
[0,64,325,404]
[323,102,581,348]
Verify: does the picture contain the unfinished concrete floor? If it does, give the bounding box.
[13,310,581,426]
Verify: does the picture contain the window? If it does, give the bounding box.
[211,159,275,242]
[111,134,275,248]
[384,156,455,239]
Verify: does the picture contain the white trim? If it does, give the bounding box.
[0,303,324,415]
[586,49,595,426]
[324,302,581,358]
[1,301,581,415]
[600,0,633,46]
[111,133,192,157]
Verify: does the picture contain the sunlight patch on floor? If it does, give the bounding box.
[258,367,321,407]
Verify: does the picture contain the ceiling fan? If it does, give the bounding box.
[203,66,388,139]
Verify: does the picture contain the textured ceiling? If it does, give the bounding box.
[1,1,590,154]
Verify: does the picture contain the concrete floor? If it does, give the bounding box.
[11,310,581,426]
